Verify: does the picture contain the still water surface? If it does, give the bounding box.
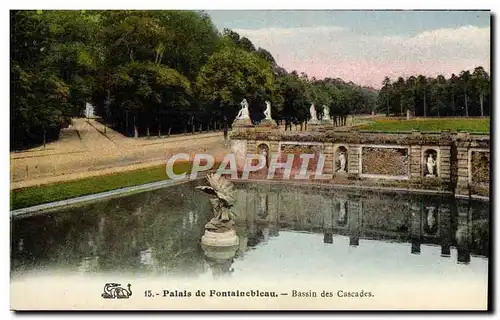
[11,180,489,284]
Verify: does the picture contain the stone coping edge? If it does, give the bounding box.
[11,173,489,219]
[231,178,490,201]
[10,173,211,219]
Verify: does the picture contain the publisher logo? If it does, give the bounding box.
[101,283,132,299]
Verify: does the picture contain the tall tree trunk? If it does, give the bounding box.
[423,90,427,117]
[43,128,46,149]
[480,93,484,116]
[465,91,468,117]
[451,94,456,116]
[146,126,150,137]
[168,126,171,137]
[133,116,138,138]
[158,124,161,137]
[125,111,129,136]
[386,96,389,116]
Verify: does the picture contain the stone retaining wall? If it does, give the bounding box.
[230,128,490,198]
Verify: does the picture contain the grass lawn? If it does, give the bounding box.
[358,118,490,133]
[10,161,205,210]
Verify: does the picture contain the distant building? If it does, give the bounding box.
[85,102,95,118]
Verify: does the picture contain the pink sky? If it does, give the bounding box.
[235,25,490,88]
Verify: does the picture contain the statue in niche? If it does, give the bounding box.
[236,98,250,120]
[258,144,269,168]
[263,100,272,120]
[196,174,236,233]
[338,152,347,173]
[310,104,318,121]
[425,152,437,177]
[323,105,331,120]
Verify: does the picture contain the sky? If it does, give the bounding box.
[206,10,491,88]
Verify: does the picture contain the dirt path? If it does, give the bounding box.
[10,118,230,189]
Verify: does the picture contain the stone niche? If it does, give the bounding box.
[470,150,490,185]
[257,143,270,168]
[335,145,349,173]
[422,148,439,178]
[360,146,409,178]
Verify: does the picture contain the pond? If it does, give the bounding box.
[10,180,490,310]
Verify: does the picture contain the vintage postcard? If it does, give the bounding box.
[9,8,491,311]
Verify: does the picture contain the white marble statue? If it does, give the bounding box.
[236,99,250,120]
[262,149,268,167]
[323,105,331,120]
[310,104,318,121]
[263,100,272,120]
[426,153,436,176]
[338,152,346,172]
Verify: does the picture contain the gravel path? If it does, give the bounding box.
[11,118,230,189]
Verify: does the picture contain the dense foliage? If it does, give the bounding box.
[377,67,491,117]
[11,10,379,148]
[11,10,489,149]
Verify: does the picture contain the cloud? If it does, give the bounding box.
[233,25,490,88]
[234,25,345,37]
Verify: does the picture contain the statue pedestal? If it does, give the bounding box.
[258,119,278,128]
[308,121,324,131]
[232,118,253,128]
[201,230,239,247]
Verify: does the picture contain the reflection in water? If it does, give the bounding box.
[11,180,489,280]
[202,244,238,279]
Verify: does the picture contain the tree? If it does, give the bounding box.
[277,73,312,125]
[11,10,89,148]
[256,47,276,66]
[416,75,428,117]
[459,70,472,117]
[404,76,417,117]
[378,77,392,115]
[10,10,384,147]
[472,66,489,117]
[195,46,279,123]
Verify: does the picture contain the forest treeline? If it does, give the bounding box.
[11,10,490,150]
[11,10,377,149]
[377,68,490,118]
